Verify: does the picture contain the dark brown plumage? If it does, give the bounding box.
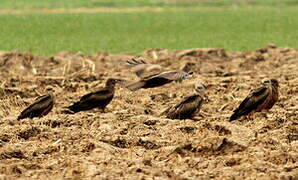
[67,78,123,113]
[166,84,206,120]
[17,93,54,120]
[126,58,162,78]
[229,78,279,121]
[125,71,192,91]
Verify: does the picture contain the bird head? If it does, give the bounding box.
[261,78,271,86]
[45,85,56,94]
[261,78,279,88]
[195,83,206,95]
[106,78,125,86]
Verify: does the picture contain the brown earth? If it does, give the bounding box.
[0,45,297,179]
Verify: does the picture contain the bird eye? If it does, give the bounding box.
[261,78,271,84]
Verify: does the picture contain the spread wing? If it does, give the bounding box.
[125,71,191,91]
[124,80,146,91]
[229,87,270,121]
[126,59,161,78]
[154,71,191,82]
[18,94,54,120]
[167,94,203,119]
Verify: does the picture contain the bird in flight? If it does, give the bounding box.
[229,78,279,121]
[125,71,192,91]
[18,93,54,120]
[126,58,162,78]
[67,78,123,113]
[165,83,206,120]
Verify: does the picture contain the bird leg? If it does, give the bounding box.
[192,116,202,121]
[260,110,269,118]
[100,108,105,113]
[200,111,208,117]
[245,113,254,121]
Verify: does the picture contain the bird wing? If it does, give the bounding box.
[127,59,159,77]
[124,80,146,91]
[173,94,202,111]
[168,94,203,117]
[154,71,191,82]
[233,87,270,115]
[18,94,54,119]
[265,86,278,110]
[125,71,190,91]
[127,58,147,66]
[79,88,112,103]
[67,88,113,113]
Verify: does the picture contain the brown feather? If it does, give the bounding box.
[166,94,204,120]
[230,79,279,121]
[67,78,122,113]
[125,71,191,91]
[18,93,54,120]
[124,81,146,91]
[166,84,205,120]
[263,79,279,110]
[126,58,162,78]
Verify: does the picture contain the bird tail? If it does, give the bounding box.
[229,113,239,121]
[160,106,171,116]
[17,115,24,120]
[17,108,29,120]
[66,103,81,113]
[124,81,145,91]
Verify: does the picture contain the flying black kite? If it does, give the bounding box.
[125,71,192,91]
[126,58,162,78]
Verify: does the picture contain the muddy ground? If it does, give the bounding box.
[0,45,297,179]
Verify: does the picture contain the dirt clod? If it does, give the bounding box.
[18,127,41,140]
[1,150,26,160]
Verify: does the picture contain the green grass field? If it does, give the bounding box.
[0,0,297,56]
[0,0,297,9]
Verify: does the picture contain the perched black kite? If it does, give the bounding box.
[166,83,206,120]
[18,93,54,120]
[229,78,279,121]
[67,78,123,113]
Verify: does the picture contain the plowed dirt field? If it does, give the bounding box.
[0,45,297,179]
